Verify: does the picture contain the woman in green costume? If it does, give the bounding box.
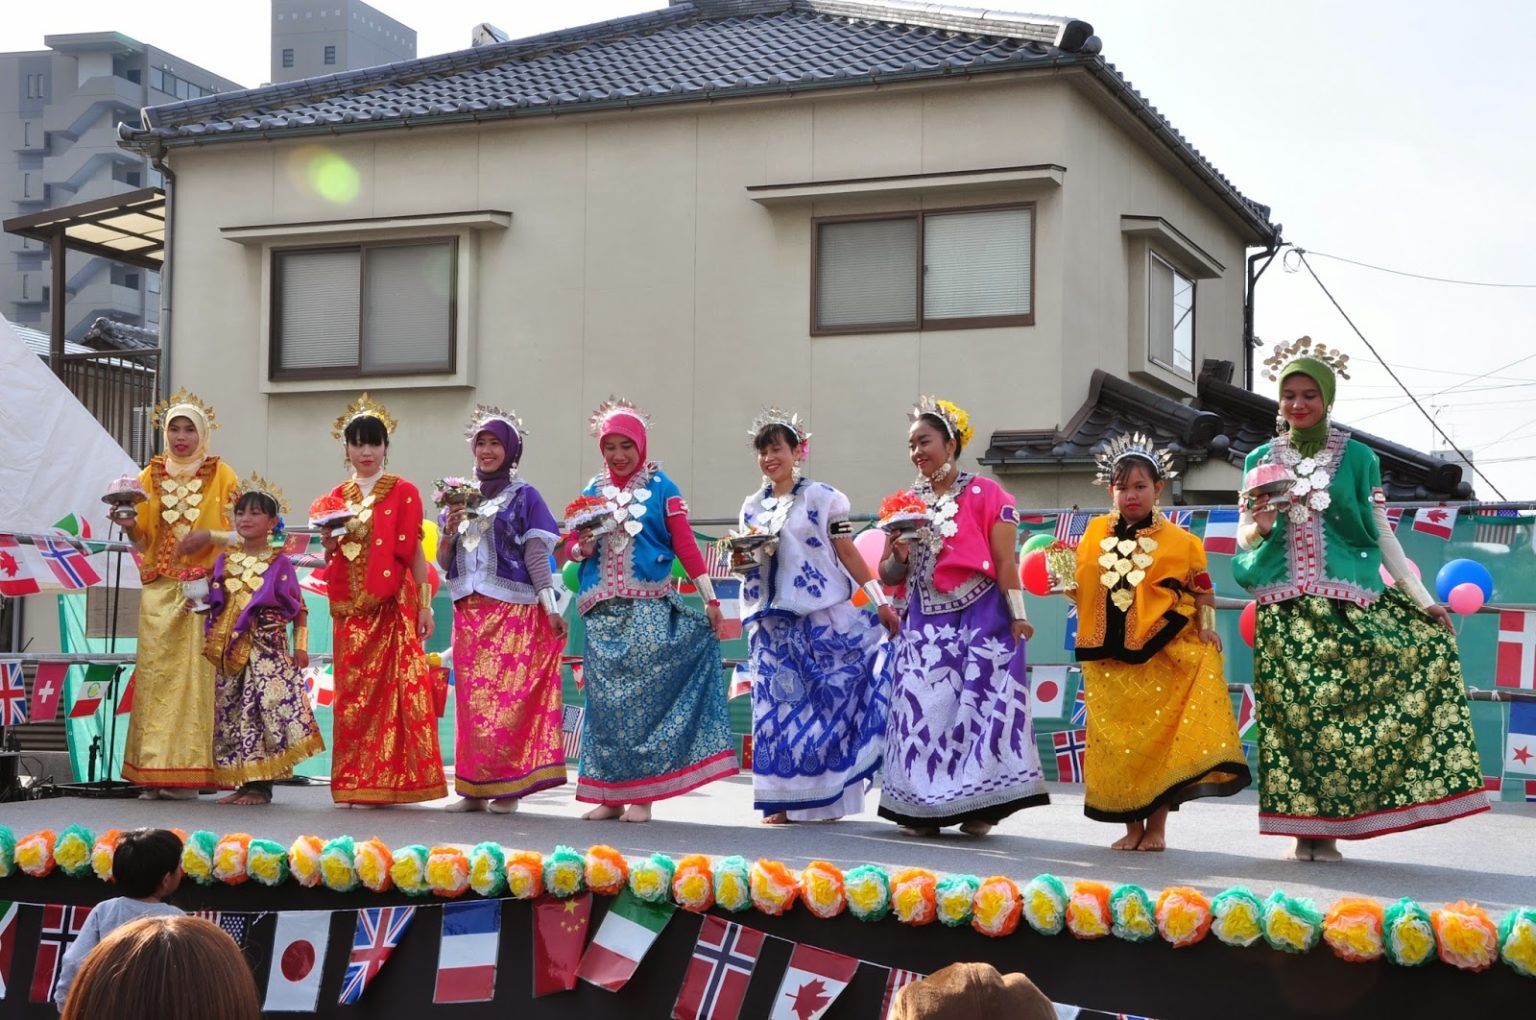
[1233,337,1487,862]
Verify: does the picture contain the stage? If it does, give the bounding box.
[2,777,1532,1018]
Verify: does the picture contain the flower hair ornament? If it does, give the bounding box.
[331,392,399,441]
[230,472,290,515]
[464,403,526,442]
[909,396,975,450]
[151,388,219,433]
[1093,432,1179,486]
[588,396,651,437]
[1260,335,1351,384]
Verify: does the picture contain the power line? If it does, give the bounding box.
[1302,248,1536,289]
[1289,249,1507,499]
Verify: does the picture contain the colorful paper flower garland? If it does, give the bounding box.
[0,825,1531,978]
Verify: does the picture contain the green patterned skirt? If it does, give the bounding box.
[1253,586,1487,839]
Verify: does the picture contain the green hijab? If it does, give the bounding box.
[1278,357,1335,457]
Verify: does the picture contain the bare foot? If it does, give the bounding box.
[487,798,518,814]
[1111,827,1144,851]
[1135,831,1166,852]
[762,812,791,825]
[137,788,162,801]
[621,803,652,823]
[215,792,242,804]
[582,804,625,821]
[443,797,486,813]
[1286,838,1314,861]
[225,791,271,806]
[1309,838,1343,862]
[958,821,993,837]
[899,825,941,838]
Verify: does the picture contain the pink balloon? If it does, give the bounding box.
[853,528,886,578]
[1447,581,1486,615]
[1378,559,1422,588]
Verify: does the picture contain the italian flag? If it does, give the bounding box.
[575,888,675,992]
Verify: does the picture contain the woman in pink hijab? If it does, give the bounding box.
[557,398,735,823]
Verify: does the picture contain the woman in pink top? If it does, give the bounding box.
[877,397,1049,836]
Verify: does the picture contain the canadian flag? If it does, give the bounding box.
[1411,507,1457,540]
[767,944,858,1020]
[1497,611,1536,690]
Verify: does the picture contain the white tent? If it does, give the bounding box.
[0,313,140,591]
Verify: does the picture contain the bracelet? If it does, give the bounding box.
[537,588,559,615]
[1005,588,1028,622]
[692,574,717,604]
[293,625,309,653]
[1198,605,1217,631]
[861,580,890,608]
[418,581,432,607]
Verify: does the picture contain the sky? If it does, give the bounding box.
[5,1,1534,498]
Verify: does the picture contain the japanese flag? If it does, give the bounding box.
[1028,665,1069,719]
[264,912,331,1012]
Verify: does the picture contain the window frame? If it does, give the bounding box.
[1147,251,1196,379]
[809,201,1036,337]
[282,48,295,68]
[323,45,337,65]
[268,236,460,382]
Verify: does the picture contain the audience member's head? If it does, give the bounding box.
[112,828,184,899]
[890,962,1056,1020]
[59,915,259,1020]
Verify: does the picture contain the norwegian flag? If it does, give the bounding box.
[36,537,101,589]
[1054,512,1091,549]
[1497,611,1536,690]
[1384,507,1405,530]
[670,916,764,1020]
[30,904,92,1002]
[561,704,585,762]
[339,906,416,1005]
[881,968,926,1018]
[1,661,26,726]
[1411,507,1457,541]
[1052,728,1088,783]
[189,911,250,947]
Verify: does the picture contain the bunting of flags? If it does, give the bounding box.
[30,904,92,1003]
[672,916,764,1020]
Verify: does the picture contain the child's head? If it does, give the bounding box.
[1108,456,1165,520]
[113,828,184,899]
[232,491,279,542]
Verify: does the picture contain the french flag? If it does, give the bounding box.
[1203,509,1240,556]
[714,577,743,640]
[433,901,500,1004]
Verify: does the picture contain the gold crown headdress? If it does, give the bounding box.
[587,396,651,438]
[909,396,975,449]
[331,392,399,441]
[1093,431,1178,485]
[151,388,219,433]
[464,403,526,441]
[1261,335,1351,383]
[747,407,811,446]
[231,471,290,514]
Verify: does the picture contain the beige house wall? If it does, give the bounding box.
[162,72,1259,523]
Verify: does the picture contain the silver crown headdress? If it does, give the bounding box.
[464,403,527,441]
[747,407,811,446]
[1093,431,1178,485]
[587,396,651,437]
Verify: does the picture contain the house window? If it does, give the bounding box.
[324,45,336,65]
[271,239,457,380]
[812,204,1034,334]
[1148,253,1195,376]
[282,49,295,68]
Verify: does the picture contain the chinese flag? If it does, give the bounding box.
[532,892,592,997]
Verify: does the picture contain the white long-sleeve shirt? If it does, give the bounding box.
[53,897,185,1009]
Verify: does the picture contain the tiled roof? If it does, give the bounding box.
[8,321,94,357]
[979,361,1471,501]
[81,316,159,351]
[119,0,1275,239]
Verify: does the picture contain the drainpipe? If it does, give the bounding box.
[1243,240,1283,391]
[148,142,174,400]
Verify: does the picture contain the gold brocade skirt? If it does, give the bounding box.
[122,577,216,788]
[1081,629,1250,822]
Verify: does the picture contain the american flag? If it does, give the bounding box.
[881,968,926,1018]
[1054,512,1091,549]
[1052,728,1088,783]
[190,911,250,947]
[1474,507,1526,546]
[561,704,584,762]
[703,540,734,579]
[339,906,416,1005]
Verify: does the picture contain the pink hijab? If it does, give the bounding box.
[599,409,648,485]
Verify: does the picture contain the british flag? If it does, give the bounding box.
[1054,512,1091,549]
[1052,728,1088,783]
[1165,509,1193,529]
[37,537,100,589]
[561,704,585,762]
[1,660,27,726]
[189,911,250,947]
[339,906,416,1005]
[30,904,92,1002]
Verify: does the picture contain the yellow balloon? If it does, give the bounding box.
[421,519,439,562]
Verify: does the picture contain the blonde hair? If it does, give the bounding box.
[59,915,259,1020]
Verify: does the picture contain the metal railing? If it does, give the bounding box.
[53,348,159,464]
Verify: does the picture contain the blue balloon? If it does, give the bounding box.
[1434,558,1493,602]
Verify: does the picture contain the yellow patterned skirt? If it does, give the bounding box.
[1081,628,1250,822]
[122,577,216,788]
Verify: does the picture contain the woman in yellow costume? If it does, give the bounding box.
[109,389,240,799]
[1069,432,1250,850]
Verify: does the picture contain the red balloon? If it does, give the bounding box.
[426,562,441,598]
[1239,600,1257,648]
[1020,550,1052,597]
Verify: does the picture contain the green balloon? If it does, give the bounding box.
[562,559,581,592]
[1021,533,1055,554]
